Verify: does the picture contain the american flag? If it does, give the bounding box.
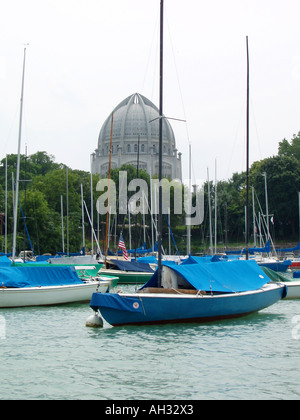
[118,233,129,261]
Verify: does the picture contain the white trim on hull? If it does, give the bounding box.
[0,281,109,308]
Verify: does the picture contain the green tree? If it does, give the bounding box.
[278,131,300,161]
[250,155,300,239]
[18,189,61,254]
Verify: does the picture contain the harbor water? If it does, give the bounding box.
[0,284,299,400]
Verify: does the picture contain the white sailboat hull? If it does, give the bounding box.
[0,281,108,308]
[284,281,300,299]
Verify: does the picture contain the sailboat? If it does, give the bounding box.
[99,113,157,284]
[1,47,110,307]
[100,258,155,284]
[88,4,286,326]
[0,263,109,308]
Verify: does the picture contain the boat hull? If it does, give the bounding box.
[258,262,290,272]
[0,282,108,308]
[96,275,119,288]
[99,268,153,284]
[90,283,286,326]
[283,281,300,299]
[289,261,300,269]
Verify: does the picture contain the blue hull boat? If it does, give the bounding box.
[258,260,291,272]
[89,4,286,328]
[90,283,285,326]
[89,260,286,326]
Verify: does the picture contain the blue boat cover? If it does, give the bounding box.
[0,256,12,266]
[226,240,271,255]
[35,255,52,262]
[137,256,158,264]
[0,266,83,288]
[141,259,271,293]
[90,293,143,313]
[116,241,158,256]
[276,242,300,252]
[293,271,300,278]
[181,255,222,264]
[108,259,154,273]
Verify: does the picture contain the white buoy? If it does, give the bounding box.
[85,312,103,328]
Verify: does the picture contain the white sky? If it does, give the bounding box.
[0,0,299,184]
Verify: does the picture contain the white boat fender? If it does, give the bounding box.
[85,311,103,328]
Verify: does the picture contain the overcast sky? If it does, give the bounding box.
[1,0,299,184]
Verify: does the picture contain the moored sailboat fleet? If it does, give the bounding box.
[86,4,298,326]
[1,1,300,325]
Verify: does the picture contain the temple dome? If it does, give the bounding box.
[97,93,176,148]
[92,93,182,180]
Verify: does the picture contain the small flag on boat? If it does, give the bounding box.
[118,233,129,261]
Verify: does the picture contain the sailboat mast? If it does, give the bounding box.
[12,47,27,261]
[157,0,164,287]
[245,36,250,260]
[187,144,191,255]
[5,156,7,254]
[81,184,85,249]
[66,167,69,256]
[61,195,65,253]
[105,113,114,263]
[134,135,140,261]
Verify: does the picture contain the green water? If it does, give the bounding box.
[0,286,299,400]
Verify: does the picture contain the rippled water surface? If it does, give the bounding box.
[0,287,299,400]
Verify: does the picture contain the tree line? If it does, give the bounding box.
[0,132,299,256]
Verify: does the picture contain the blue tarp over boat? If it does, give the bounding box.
[225,240,271,255]
[137,256,158,264]
[275,242,300,252]
[107,259,155,273]
[113,242,158,256]
[0,256,12,266]
[141,259,271,293]
[0,266,83,288]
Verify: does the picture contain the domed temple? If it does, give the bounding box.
[91,93,182,180]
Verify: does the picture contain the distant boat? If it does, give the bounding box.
[275,242,300,254]
[288,259,300,269]
[0,265,109,308]
[99,259,155,284]
[225,240,272,255]
[88,7,285,327]
[283,281,300,299]
[225,241,291,272]
[257,258,291,272]
[48,249,102,266]
[260,266,300,299]
[10,258,118,289]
